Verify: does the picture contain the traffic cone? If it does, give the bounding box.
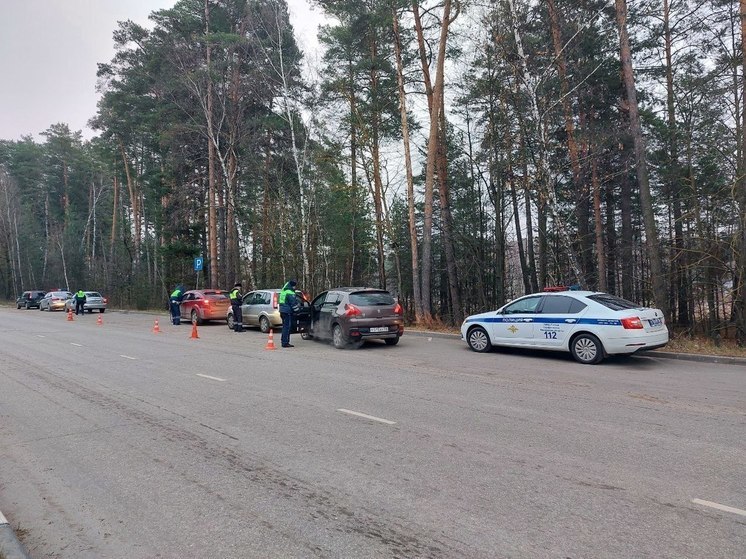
[265,329,276,350]
[190,322,200,339]
[152,319,161,334]
[67,309,74,321]
[96,314,103,326]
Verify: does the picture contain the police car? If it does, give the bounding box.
[460,289,668,364]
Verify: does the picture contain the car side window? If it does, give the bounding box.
[503,296,541,314]
[323,292,341,307]
[539,296,574,314]
[262,292,272,305]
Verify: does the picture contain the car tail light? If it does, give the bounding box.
[393,303,403,315]
[621,317,644,329]
[344,303,362,317]
[103,297,108,303]
[273,292,278,308]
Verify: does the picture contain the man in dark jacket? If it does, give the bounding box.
[278,279,298,348]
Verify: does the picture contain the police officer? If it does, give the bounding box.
[229,282,243,332]
[169,284,185,325]
[278,279,298,348]
[74,289,87,315]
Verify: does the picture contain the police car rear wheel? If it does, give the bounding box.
[571,333,604,364]
[467,327,492,353]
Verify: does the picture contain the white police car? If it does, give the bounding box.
[460,289,668,364]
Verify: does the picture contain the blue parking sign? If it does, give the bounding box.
[194,257,204,271]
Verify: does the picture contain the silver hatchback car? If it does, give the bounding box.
[226,288,310,332]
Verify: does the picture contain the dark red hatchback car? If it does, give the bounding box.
[303,288,404,349]
[179,289,231,325]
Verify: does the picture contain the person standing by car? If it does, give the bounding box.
[169,284,185,325]
[229,282,243,332]
[74,289,87,315]
[278,279,298,348]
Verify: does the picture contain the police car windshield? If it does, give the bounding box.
[588,294,643,311]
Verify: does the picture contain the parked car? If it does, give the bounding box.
[226,288,310,333]
[460,289,668,365]
[39,291,73,312]
[16,290,46,309]
[305,288,404,349]
[64,291,108,313]
[179,289,231,325]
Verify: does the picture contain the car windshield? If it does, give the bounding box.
[588,293,644,311]
[350,291,395,306]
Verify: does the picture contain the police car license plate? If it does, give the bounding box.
[648,318,662,327]
[369,327,388,333]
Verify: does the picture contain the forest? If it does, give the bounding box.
[0,0,744,343]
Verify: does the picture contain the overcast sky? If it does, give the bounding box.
[0,0,325,141]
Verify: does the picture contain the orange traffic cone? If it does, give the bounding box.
[190,322,200,339]
[96,314,103,326]
[265,329,276,350]
[67,309,74,321]
[152,319,161,334]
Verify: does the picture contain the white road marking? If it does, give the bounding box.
[120,355,137,360]
[70,343,82,347]
[0,510,7,525]
[691,499,746,517]
[196,374,227,382]
[337,409,396,425]
[37,335,45,338]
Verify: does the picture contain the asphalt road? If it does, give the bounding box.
[0,307,744,558]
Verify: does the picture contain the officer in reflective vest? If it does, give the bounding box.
[169,285,185,325]
[278,279,298,347]
[230,282,243,332]
[74,289,87,315]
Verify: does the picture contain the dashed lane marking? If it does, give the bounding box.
[70,343,82,347]
[120,355,137,360]
[37,335,45,338]
[692,499,746,517]
[337,409,396,425]
[196,374,227,382]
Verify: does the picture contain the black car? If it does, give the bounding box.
[303,288,404,349]
[16,290,46,309]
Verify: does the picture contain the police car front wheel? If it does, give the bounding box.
[571,333,604,365]
[467,327,492,353]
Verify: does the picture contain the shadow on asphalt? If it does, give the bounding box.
[452,344,665,369]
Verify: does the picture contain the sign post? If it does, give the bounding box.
[194,257,204,290]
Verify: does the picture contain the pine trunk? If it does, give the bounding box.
[392,7,423,321]
[615,0,669,319]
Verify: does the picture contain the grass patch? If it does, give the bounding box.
[661,335,746,358]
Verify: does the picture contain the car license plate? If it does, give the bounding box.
[648,318,662,327]
[369,326,388,333]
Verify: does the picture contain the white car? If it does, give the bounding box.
[460,290,668,364]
